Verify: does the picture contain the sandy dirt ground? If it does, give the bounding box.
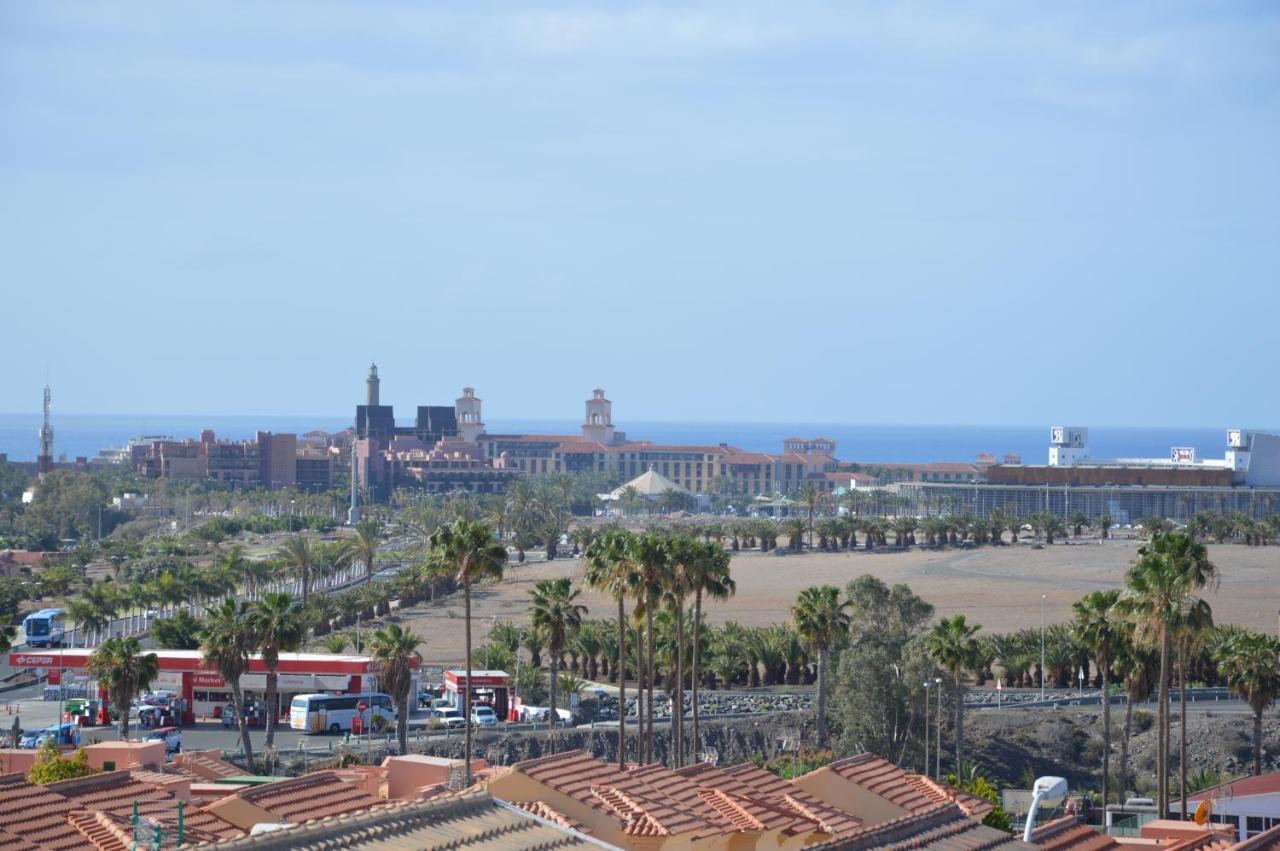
[399,539,1280,665]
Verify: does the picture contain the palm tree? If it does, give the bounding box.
[370,623,423,756]
[1072,589,1122,806]
[427,519,506,786]
[583,530,640,767]
[687,540,733,759]
[925,614,981,773]
[86,636,159,741]
[529,577,587,729]
[630,533,671,763]
[1214,629,1280,776]
[253,593,305,749]
[277,535,318,605]
[1116,531,1218,816]
[1114,635,1156,806]
[1173,597,1213,819]
[663,537,700,766]
[791,586,850,747]
[338,517,383,581]
[202,598,258,766]
[794,483,822,549]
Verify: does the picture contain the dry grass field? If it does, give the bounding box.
[400,539,1280,665]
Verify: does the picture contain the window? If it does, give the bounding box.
[1247,817,1266,835]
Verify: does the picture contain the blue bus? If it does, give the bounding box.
[22,608,67,648]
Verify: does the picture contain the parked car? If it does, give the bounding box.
[470,705,499,727]
[430,707,466,729]
[21,722,80,749]
[144,726,182,754]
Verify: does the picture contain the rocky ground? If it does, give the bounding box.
[964,706,1280,794]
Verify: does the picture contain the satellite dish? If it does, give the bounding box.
[1194,799,1213,826]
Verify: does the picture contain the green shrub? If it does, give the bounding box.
[27,741,99,785]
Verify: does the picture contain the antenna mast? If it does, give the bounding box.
[36,384,54,475]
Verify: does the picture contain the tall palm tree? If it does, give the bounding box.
[277,535,318,606]
[1116,531,1217,816]
[427,519,506,785]
[370,623,423,756]
[687,540,733,759]
[1072,589,1122,806]
[583,529,640,767]
[630,532,671,764]
[1173,598,1213,818]
[86,636,159,741]
[794,483,822,549]
[925,614,981,774]
[338,517,383,581]
[791,585,850,747]
[663,537,700,766]
[202,598,259,766]
[1114,634,1157,807]
[1214,629,1280,776]
[529,577,587,729]
[253,593,305,749]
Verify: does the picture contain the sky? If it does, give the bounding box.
[2,1,1278,428]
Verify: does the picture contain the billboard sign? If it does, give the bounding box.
[1171,447,1196,464]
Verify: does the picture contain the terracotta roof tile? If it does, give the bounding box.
[1030,817,1119,851]
[822,753,992,818]
[813,801,1028,851]
[508,800,587,833]
[237,770,382,824]
[1234,823,1280,851]
[0,773,90,850]
[46,770,240,839]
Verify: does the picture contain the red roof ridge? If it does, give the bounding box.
[589,786,671,837]
[508,800,586,833]
[67,809,130,851]
[697,787,766,832]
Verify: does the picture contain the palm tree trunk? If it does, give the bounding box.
[617,596,626,768]
[636,623,645,763]
[646,604,655,765]
[398,694,408,756]
[692,590,702,760]
[1101,659,1111,807]
[674,599,684,768]
[1179,652,1188,819]
[1121,693,1133,807]
[1158,630,1170,816]
[549,654,559,730]
[230,681,254,767]
[1254,709,1264,776]
[954,675,964,774]
[265,669,279,749]
[117,689,129,741]
[463,572,473,786]
[816,647,829,746]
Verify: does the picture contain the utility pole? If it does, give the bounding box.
[922,681,930,776]
[1040,594,1047,701]
[934,676,942,779]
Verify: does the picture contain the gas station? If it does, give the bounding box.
[8,649,413,727]
[442,670,513,720]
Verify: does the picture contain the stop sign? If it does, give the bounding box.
[357,701,367,713]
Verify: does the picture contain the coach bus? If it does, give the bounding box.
[22,609,67,648]
[289,692,395,733]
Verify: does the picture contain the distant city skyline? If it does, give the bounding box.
[3,2,1278,426]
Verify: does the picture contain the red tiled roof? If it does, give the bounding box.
[1234,823,1280,851]
[237,770,383,824]
[717,762,861,835]
[820,753,993,818]
[1031,817,1119,851]
[813,801,1026,851]
[0,773,92,850]
[1188,773,1280,802]
[508,800,586,833]
[46,770,239,839]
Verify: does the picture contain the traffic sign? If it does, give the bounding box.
[357,700,367,713]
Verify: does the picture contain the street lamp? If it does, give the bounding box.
[934,677,943,779]
[1040,594,1047,701]
[922,681,931,775]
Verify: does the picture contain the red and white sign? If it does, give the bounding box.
[12,654,56,667]
[357,700,367,713]
[192,673,227,688]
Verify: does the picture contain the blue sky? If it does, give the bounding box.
[2,2,1277,427]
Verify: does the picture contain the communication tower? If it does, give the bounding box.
[36,385,54,475]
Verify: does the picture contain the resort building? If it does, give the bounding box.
[896,427,1280,522]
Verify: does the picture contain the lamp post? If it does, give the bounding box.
[1040,594,1047,701]
[934,676,943,779]
[1078,666,1085,696]
[922,681,931,775]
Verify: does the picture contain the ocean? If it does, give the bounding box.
[0,412,1252,467]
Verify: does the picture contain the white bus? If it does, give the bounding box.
[289,693,395,733]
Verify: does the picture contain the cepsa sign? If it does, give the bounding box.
[12,654,56,667]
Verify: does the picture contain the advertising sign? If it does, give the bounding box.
[1170,447,1196,463]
